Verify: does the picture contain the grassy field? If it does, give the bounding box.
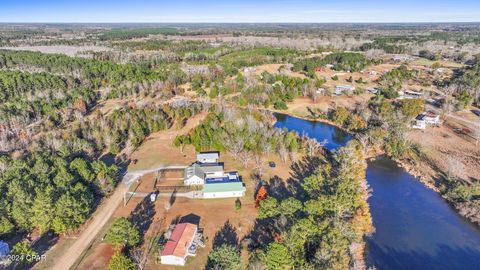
[410,58,464,68]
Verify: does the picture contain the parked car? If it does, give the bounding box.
[268,161,276,168]
[472,110,480,117]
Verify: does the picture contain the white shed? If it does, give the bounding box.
[196,152,219,163]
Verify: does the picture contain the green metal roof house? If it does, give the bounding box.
[202,181,246,199]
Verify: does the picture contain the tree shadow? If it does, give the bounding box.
[266,155,325,201]
[244,155,330,251]
[243,218,279,251]
[212,220,239,249]
[169,189,177,207]
[267,176,291,200]
[128,197,156,244]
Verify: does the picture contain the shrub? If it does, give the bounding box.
[108,252,136,270]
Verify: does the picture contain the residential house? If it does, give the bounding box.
[392,54,412,62]
[161,223,198,266]
[420,111,441,125]
[412,111,441,129]
[184,163,224,185]
[335,85,355,95]
[184,152,246,198]
[404,90,423,99]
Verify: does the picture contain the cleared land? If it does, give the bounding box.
[75,123,295,270]
[1,45,110,57]
[407,118,480,183]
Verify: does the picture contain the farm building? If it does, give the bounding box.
[335,85,355,95]
[203,172,246,199]
[196,152,219,164]
[160,223,198,266]
[184,163,224,185]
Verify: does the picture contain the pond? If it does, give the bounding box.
[274,113,480,270]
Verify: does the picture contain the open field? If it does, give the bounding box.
[129,112,208,170]
[410,58,465,68]
[75,118,296,270]
[279,95,373,119]
[407,120,480,182]
[0,45,110,57]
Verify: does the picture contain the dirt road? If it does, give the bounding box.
[48,175,128,270]
[48,166,187,270]
[47,114,207,270]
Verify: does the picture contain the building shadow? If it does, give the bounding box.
[179,213,201,226]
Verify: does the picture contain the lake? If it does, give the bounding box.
[274,113,480,270]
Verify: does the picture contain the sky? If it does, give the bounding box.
[0,0,479,23]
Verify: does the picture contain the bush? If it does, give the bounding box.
[207,244,241,270]
[235,199,242,211]
[400,99,424,118]
[378,87,399,99]
[330,107,350,126]
[108,252,136,270]
[264,243,294,270]
[456,90,473,111]
[273,100,288,110]
[11,241,38,263]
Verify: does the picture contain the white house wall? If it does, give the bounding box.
[160,255,186,266]
[203,191,245,199]
[184,175,204,185]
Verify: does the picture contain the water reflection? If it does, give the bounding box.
[274,113,352,151]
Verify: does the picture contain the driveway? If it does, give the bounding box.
[49,166,184,270]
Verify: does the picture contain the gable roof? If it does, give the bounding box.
[162,223,197,258]
[185,163,224,179]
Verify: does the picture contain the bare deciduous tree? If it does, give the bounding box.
[447,156,465,180]
[164,200,172,212]
[474,121,480,146]
[305,138,325,157]
[129,247,146,270]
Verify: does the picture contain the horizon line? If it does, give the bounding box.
[1,21,480,24]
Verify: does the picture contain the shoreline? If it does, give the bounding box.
[277,110,480,227]
[271,110,373,270]
[275,110,480,268]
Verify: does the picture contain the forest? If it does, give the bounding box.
[0,23,479,270]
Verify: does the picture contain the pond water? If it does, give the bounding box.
[274,113,480,270]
